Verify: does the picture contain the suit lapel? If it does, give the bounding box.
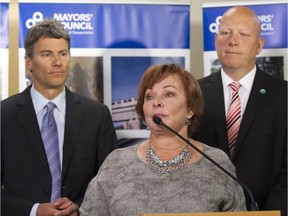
[61,89,84,179]
[14,87,85,181]
[15,87,50,169]
[206,73,230,153]
[233,70,269,158]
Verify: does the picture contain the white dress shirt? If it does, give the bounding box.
[221,66,256,118]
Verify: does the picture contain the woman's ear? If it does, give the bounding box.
[187,109,194,119]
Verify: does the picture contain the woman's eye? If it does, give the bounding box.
[145,95,154,101]
[165,92,175,97]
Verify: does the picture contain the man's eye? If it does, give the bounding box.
[220,31,230,35]
[61,52,69,56]
[41,53,50,57]
[240,33,252,37]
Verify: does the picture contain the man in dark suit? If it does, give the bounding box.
[193,6,287,215]
[1,19,118,216]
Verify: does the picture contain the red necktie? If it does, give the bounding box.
[227,82,241,157]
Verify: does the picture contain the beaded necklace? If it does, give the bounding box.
[146,142,192,173]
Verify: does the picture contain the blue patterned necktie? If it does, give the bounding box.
[41,102,61,202]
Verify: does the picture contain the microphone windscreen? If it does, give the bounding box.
[153,116,162,125]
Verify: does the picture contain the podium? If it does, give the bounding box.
[141,211,280,216]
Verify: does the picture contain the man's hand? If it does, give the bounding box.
[37,197,79,216]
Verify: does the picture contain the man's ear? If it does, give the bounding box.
[25,56,33,73]
[256,37,265,55]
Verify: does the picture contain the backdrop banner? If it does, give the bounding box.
[17,1,190,140]
[0,1,9,100]
[202,1,287,80]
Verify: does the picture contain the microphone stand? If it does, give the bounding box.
[153,116,259,211]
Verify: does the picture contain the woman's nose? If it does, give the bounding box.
[153,100,162,108]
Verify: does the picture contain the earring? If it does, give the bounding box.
[147,126,150,131]
[185,119,191,126]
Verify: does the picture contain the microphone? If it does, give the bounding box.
[152,116,259,211]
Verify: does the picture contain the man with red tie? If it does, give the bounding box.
[193,6,287,216]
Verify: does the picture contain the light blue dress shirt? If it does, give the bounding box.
[30,84,66,216]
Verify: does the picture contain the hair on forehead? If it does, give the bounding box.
[135,63,204,135]
[24,18,70,58]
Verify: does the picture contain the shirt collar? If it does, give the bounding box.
[31,84,66,115]
[221,65,256,92]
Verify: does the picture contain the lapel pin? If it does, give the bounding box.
[259,89,266,94]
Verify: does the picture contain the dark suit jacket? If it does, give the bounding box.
[193,68,287,215]
[1,86,118,215]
